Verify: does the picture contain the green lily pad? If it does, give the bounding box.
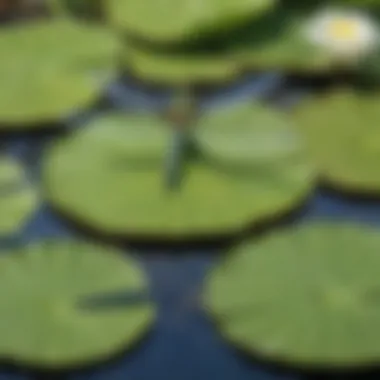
[105,0,276,45]
[204,222,380,368]
[0,19,119,126]
[0,156,38,236]
[293,89,380,193]
[195,102,306,169]
[42,108,314,240]
[232,9,333,72]
[123,45,239,86]
[0,240,154,368]
[68,113,172,166]
[47,0,103,20]
[332,0,380,6]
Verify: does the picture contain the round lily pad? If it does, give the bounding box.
[47,0,103,20]
[293,89,380,193]
[204,222,380,368]
[105,0,276,45]
[0,19,120,126]
[195,102,306,169]
[42,109,314,240]
[66,113,172,165]
[123,45,239,86]
[232,9,337,72]
[0,156,38,236]
[0,240,154,369]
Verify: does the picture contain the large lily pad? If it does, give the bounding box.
[0,240,154,369]
[293,89,380,193]
[123,45,240,86]
[204,222,380,368]
[105,0,276,45]
[0,19,120,126]
[0,156,38,236]
[42,109,314,240]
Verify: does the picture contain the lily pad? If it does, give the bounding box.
[67,113,172,166]
[204,222,380,368]
[0,156,38,236]
[293,89,380,193]
[195,102,306,169]
[42,108,314,240]
[47,0,103,20]
[0,240,154,369]
[0,19,120,126]
[123,45,240,86]
[232,8,335,72]
[105,0,276,45]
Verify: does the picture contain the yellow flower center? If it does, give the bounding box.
[327,18,360,41]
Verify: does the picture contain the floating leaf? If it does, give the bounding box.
[65,113,171,167]
[43,111,314,240]
[0,19,120,126]
[47,0,104,20]
[204,222,380,368]
[123,45,239,86]
[0,156,38,236]
[332,0,380,7]
[0,240,154,369]
[293,89,380,193]
[105,0,276,45]
[232,8,338,72]
[195,102,306,169]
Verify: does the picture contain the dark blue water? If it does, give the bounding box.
[2,74,380,380]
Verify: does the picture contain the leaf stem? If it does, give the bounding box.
[165,129,189,190]
[164,88,196,191]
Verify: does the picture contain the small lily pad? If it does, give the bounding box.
[105,0,276,45]
[0,240,154,369]
[0,157,38,236]
[123,45,239,86]
[47,0,103,20]
[195,102,306,169]
[232,8,337,72]
[0,19,120,126]
[204,222,380,368]
[293,89,380,193]
[67,113,172,166]
[43,109,314,240]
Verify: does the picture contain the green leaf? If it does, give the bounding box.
[0,19,120,126]
[331,0,380,7]
[105,0,277,45]
[0,156,38,236]
[0,240,154,368]
[62,113,172,168]
[123,45,239,86]
[204,222,380,368]
[42,112,314,240]
[232,8,333,72]
[47,0,103,20]
[195,102,307,170]
[293,89,380,193]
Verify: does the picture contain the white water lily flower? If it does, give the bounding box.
[305,8,380,61]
